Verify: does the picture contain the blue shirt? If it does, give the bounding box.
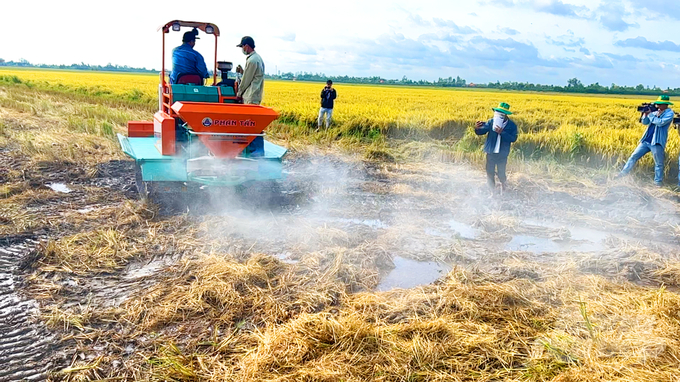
[640,108,674,147]
[170,43,209,84]
[642,125,655,144]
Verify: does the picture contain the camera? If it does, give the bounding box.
[637,103,658,113]
[674,113,680,126]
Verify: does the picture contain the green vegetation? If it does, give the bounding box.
[0,58,156,73]
[271,72,680,96]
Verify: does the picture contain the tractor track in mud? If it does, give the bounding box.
[0,234,60,382]
[0,153,138,380]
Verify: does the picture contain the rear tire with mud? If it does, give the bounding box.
[148,182,195,213]
[134,163,150,201]
[134,163,198,213]
[237,180,285,209]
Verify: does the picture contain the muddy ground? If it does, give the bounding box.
[1,88,680,380]
[2,145,680,379]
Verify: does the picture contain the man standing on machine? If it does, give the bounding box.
[236,36,265,105]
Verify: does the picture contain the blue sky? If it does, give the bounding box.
[2,0,679,87]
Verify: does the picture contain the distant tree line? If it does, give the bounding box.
[2,58,679,96]
[269,72,680,96]
[0,58,156,73]
[484,77,679,96]
[268,72,468,87]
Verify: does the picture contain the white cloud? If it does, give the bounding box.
[0,0,678,87]
[278,33,296,42]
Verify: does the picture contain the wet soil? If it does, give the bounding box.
[3,151,680,378]
[0,149,138,380]
[0,235,63,381]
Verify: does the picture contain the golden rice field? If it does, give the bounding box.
[1,67,676,169]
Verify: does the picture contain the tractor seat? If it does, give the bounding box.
[176,74,203,85]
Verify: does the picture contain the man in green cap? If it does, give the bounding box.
[475,102,519,194]
[618,95,675,186]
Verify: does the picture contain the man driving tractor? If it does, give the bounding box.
[170,28,210,84]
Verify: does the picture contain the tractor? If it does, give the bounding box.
[117,20,286,204]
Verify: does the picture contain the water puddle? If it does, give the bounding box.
[568,227,610,243]
[275,252,299,264]
[513,219,616,253]
[376,256,451,291]
[448,220,479,239]
[505,235,605,253]
[47,183,72,193]
[123,257,175,279]
[424,228,449,238]
[332,218,388,229]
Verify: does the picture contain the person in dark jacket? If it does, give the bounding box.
[318,80,337,129]
[474,102,519,194]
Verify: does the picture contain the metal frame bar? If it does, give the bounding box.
[161,29,166,90]
[213,36,218,85]
[187,156,258,163]
[158,21,221,36]
[186,131,266,137]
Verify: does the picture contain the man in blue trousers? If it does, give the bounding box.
[618,95,674,186]
[475,102,519,194]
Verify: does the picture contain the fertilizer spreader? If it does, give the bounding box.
[118,20,286,201]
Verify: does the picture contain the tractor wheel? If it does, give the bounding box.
[134,163,151,201]
[135,163,190,211]
[238,180,284,209]
[149,181,199,214]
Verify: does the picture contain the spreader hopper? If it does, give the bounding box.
[171,102,279,158]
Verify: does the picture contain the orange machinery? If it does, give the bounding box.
[117,21,286,199]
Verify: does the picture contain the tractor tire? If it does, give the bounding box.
[135,164,196,213]
[238,180,284,209]
[134,163,151,201]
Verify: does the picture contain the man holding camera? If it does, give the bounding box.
[475,102,518,194]
[618,95,675,186]
[318,80,337,129]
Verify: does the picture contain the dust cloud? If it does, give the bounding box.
[175,154,680,291]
